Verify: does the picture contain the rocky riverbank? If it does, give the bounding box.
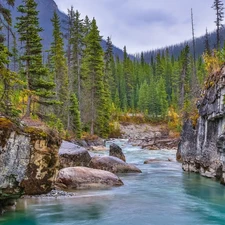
[120,123,179,150]
[177,66,225,184]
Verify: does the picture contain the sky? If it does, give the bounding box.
[54,0,217,54]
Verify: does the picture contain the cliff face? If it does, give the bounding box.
[0,118,61,204]
[177,66,225,184]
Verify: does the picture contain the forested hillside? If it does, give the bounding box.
[0,0,224,139]
[7,0,127,60]
[141,24,225,63]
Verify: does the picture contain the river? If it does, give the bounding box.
[1,139,225,225]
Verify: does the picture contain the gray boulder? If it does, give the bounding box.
[55,167,123,190]
[109,143,126,162]
[59,141,91,168]
[89,156,142,173]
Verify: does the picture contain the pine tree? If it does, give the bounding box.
[16,0,54,117]
[104,36,115,99]
[49,11,68,125]
[191,8,197,94]
[81,18,109,136]
[212,0,224,49]
[65,6,75,92]
[179,45,190,109]
[70,94,82,138]
[0,0,18,116]
[138,81,149,113]
[204,28,211,55]
[70,10,84,103]
[0,0,14,33]
[157,77,168,119]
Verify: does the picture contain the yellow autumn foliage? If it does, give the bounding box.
[203,50,221,74]
[168,107,181,132]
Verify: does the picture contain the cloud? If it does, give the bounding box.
[54,0,217,54]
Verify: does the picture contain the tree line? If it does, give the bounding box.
[0,0,224,138]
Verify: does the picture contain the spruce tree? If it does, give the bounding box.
[49,11,68,125]
[138,81,149,113]
[0,0,18,116]
[104,36,115,99]
[81,18,109,136]
[16,0,54,117]
[204,28,211,55]
[70,94,82,138]
[70,10,84,103]
[212,0,224,49]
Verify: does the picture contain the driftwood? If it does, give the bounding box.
[141,138,179,149]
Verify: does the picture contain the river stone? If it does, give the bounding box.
[89,156,142,173]
[109,143,126,162]
[0,117,61,199]
[55,167,124,190]
[59,141,91,168]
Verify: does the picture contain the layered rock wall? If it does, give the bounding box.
[178,67,225,183]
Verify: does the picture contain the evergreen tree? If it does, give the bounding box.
[70,10,84,103]
[104,36,115,99]
[204,28,211,55]
[70,94,82,138]
[138,81,149,113]
[179,45,190,109]
[81,18,109,136]
[212,0,224,49]
[16,0,54,117]
[0,0,16,116]
[66,6,75,91]
[49,11,68,125]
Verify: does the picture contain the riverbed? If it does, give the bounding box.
[1,140,225,225]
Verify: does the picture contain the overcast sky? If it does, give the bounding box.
[54,0,217,54]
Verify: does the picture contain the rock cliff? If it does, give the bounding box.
[0,117,61,211]
[177,66,225,184]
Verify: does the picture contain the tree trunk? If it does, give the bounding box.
[25,59,31,117]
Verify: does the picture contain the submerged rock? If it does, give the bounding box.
[89,156,142,173]
[59,141,91,168]
[178,66,225,183]
[144,158,173,164]
[109,143,126,162]
[55,167,123,190]
[0,117,61,206]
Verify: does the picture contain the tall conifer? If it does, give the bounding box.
[16,0,54,117]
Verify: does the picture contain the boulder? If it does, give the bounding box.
[89,156,142,173]
[0,117,61,201]
[109,143,126,162]
[59,141,91,168]
[55,167,123,190]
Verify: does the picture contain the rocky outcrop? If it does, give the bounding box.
[0,117,61,206]
[178,66,225,183]
[89,156,142,173]
[59,141,91,168]
[55,167,124,190]
[109,143,126,162]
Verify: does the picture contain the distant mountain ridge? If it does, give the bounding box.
[141,27,225,62]
[10,0,126,59]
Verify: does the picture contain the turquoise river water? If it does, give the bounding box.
[1,139,225,225]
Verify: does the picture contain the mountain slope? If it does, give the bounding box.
[142,27,225,62]
[11,0,126,59]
